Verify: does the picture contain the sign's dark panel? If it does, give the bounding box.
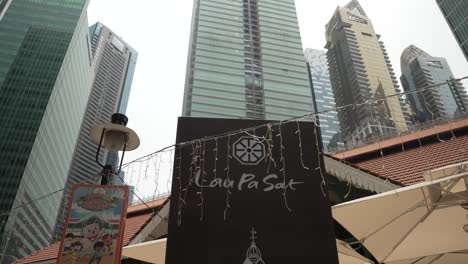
[166,117,338,264]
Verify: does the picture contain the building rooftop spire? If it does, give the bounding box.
[401,44,431,69]
[345,0,367,17]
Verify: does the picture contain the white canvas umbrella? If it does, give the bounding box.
[336,239,374,264]
[333,171,468,263]
[386,250,468,264]
[122,238,166,264]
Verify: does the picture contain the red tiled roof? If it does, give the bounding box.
[15,198,168,264]
[333,118,468,160]
[15,242,60,264]
[353,134,468,186]
[122,211,154,246]
[127,198,166,214]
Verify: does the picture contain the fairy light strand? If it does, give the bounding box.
[151,153,160,199]
[213,138,218,178]
[277,121,291,212]
[177,145,184,226]
[265,124,276,173]
[1,77,467,226]
[178,140,202,225]
[167,148,174,193]
[122,77,468,167]
[312,116,327,197]
[295,121,310,170]
[224,135,232,221]
[198,140,207,221]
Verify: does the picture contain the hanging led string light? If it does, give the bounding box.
[224,135,232,221]
[344,171,353,200]
[150,154,160,201]
[367,99,389,175]
[1,76,467,233]
[448,121,457,140]
[178,141,202,225]
[296,121,310,170]
[177,145,183,226]
[198,140,207,221]
[119,76,468,173]
[213,138,218,177]
[276,121,291,212]
[312,116,327,197]
[265,124,277,173]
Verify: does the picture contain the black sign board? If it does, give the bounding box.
[166,117,338,263]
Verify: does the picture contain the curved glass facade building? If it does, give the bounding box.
[400,45,468,122]
[0,0,93,261]
[182,0,314,120]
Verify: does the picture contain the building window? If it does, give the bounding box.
[86,35,92,65]
[426,61,443,69]
[347,12,368,24]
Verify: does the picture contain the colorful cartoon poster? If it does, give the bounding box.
[57,185,129,264]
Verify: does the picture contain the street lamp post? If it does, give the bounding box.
[90,113,140,185]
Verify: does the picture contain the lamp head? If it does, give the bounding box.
[111,113,128,126]
[90,113,140,152]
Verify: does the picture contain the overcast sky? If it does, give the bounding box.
[87,0,468,165]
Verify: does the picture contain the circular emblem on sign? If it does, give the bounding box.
[233,137,266,165]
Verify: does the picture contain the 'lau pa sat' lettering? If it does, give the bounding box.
[194,170,304,192]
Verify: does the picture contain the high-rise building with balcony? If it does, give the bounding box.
[0,0,94,261]
[304,48,340,151]
[53,22,138,241]
[182,0,314,120]
[325,0,410,142]
[436,0,468,62]
[400,45,468,122]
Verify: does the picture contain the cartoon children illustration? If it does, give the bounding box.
[67,241,83,264]
[79,216,106,255]
[88,241,106,264]
[101,233,113,255]
[62,233,74,255]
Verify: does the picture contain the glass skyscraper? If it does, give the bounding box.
[400,45,468,122]
[304,49,340,151]
[0,0,93,261]
[53,22,138,241]
[182,0,314,120]
[325,0,410,142]
[436,0,468,62]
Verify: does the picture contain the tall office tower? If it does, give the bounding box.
[53,22,138,241]
[436,0,468,61]
[0,0,8,13]
[304,49,340,151]
[325,0,410,142]
[400,45,468,123]
[182,0,314,120]
[0,0,94,261]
